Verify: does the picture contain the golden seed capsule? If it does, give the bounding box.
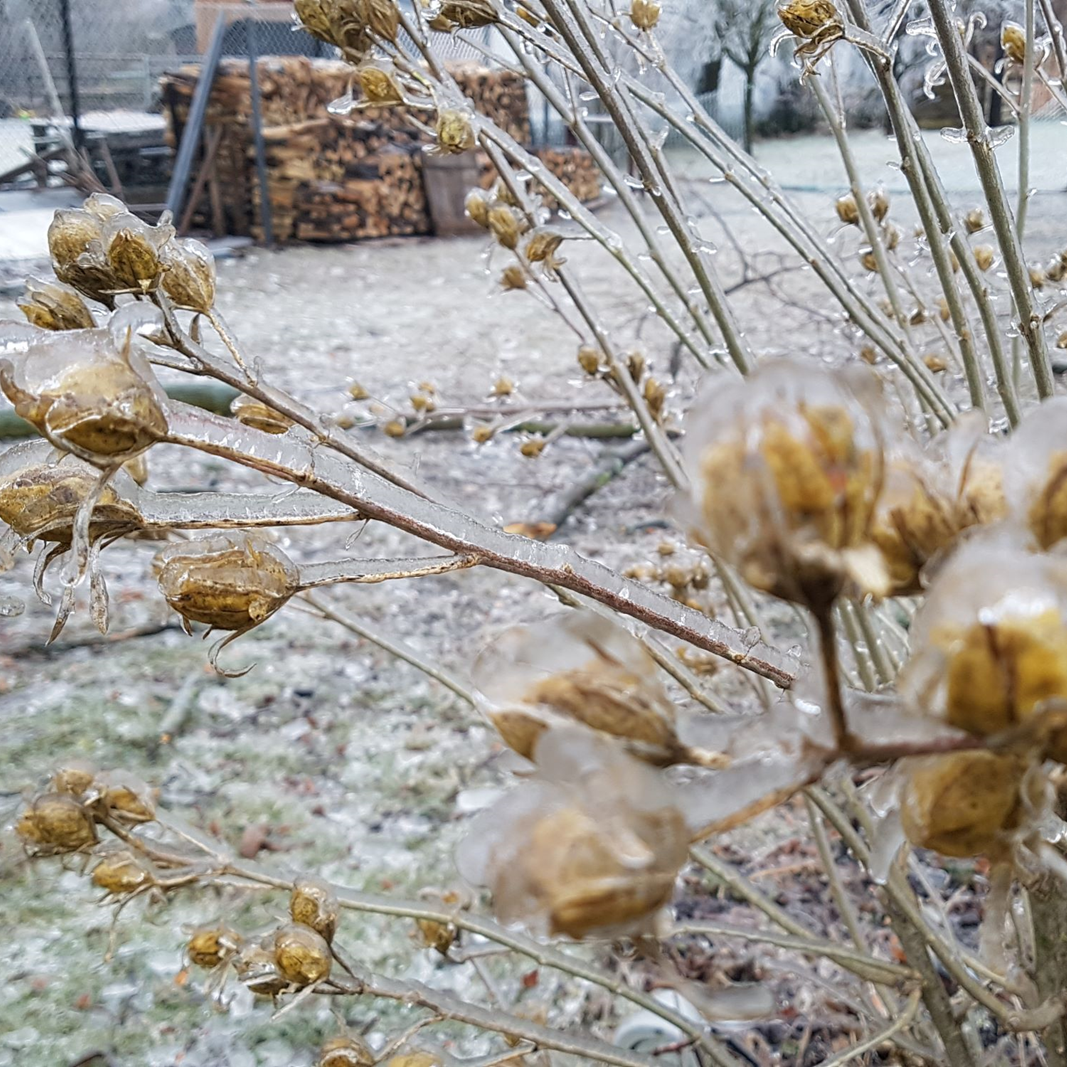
[93,771,156,823]
[974,244,995,272]
[410,393,435,413]
[644,377,666,420]
[487,205,523,250]
[356,66,405,105]
[859,249,878,273]
[525,229,564,265]
[778,0,841,38]
[938,297,951,322]
[909,307,927,326]
[290,877,340,943]
[234,942,289,995]
[17,278,95,331]
[868,187,889,222]
[963,207,985,234]
[438,0,498,27]
[901,751,1032,859]
[435,109,476,154]
[273,923,332,986]
[471,423,494,443]
[92,849,151,894]
[361,0,401,39]
[348,382,369,400]
[17,793,97,853]
[1001,20,1027,64]
[230,394,294,435]
[492,376,514,396]
[519,438,545,458]
[104,215,172,292]
[834,194,858,225]
[383,418,407,437]
[577,345,601,375]
[626,351,646,381]
[464,189,491,228]
[161,237,216,312]
[1058,331,1067,351]
[859,345,877,365]
[155,533,299,631]
[415,917,457,954]
[883,223,901,251]
[629,0,660,30]
[50,757,97,796]
[500,265,527,291]
[47,208,112,299]
[319,1035,376,1067]
[1030,266,1046,288]
[188,924,243,969]
[924,353,947,373]
[293,0,334,42]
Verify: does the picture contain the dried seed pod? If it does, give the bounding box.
[644,377,666,421]
[234,942,289,995]
[348,382,370,400]
[974,244,996,272]
[51,757,97,796]
[290,876,339,943]
[356,65,405,105]
[0,453,143,544]
[16,792,97,853]
[92,848,152,895]
[473,612,685,766]
[161,237,216,312]
[883,223,902,252]
[680,360,889,606]
[867,187,889,222]
[870,446,959,595]
[487,205,524,250]
[909,307,927,326]
[524,228,565,271]
[519,437,545,458]
[492,376,515,396]
[273,923,332,986]
[963,207,985,234]
[577,345,601,375]
[91,770,156,823]
[500,265,527,291]
[777,0,841,38]
[1059,330,1067,350]
[1002,399,1067,550]
[626,351,646,381]
[457,729,688,939]
[319,1035,376,1067]
[1030,266,1047,288]
[103,214,174,292]
[859,345,877,365]
[901,751,1036,859]
[230,394,294,435]
[415,917,457,954]
[924,353,947,373]
[439,0,498,27]
[47,207,113,300]
[0,324,167,464]
[155,533,298,631]
[18,277,95,331]
[383,418,407,437]
[834,194,858,225]
[294,0,335,41]
[859,249,878,273]
[360,0,400,39]
[902,541,1067,762]
[83,192,127,221]
[465,189,491,228]
[187,924,243,969]
[629,0,661,30]
[435,109,476,154]
[1001,20,1027,63]
[938,297,951,322]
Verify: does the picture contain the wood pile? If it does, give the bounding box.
[161,56,598,243]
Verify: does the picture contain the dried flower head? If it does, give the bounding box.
[415,916,457,954]
[500,265,527,290]
[16,792,97,854]
[1001,20,1027,63]
[50,756,97,796]
[859,249,878,273]
[361,0,401,39]
[456,729,688,938]
[834,194,859,225]
[230,394,294,435]
[356,65,405,105]
[91,848,152,895]
[290,876,340,943]
[1003,399,1067,551]
[902,541,1067,762]
[47,207,113,301]
[524,228,565,272]
[473,612,687,765]
[103,214,174,293]
[187,924,243,969]
[680,361,889,607]
[348,381,370,401]
[0,324,168,464]
[868,187,889,222]
[438,0,498,27]
[577,345,601,375]
[89,770,156,823]
[964,207,985,234]
[777,0,842,38]
[273,923,332,985]
[0,452,142,544]
[154,533,298,631]
[161,237,216,312]
[629,0,661,31]
[435,109,476,154]
[464,189,491,228]
[974,244,996,272]
[870,444,958,595]
[294,0,335,42]
[17,278,95,331]
[901,751,1040,859]
[319,1035,376,1067]
[487,205,524,250]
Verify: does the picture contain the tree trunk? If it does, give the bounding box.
[743,65,755,153]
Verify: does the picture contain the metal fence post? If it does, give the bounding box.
[59,0,82,151]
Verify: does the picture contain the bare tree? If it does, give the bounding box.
[714,0,779,151]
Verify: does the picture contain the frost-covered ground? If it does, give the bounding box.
[0,129,1065,1067]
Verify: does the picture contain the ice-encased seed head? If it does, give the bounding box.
[16,792,97,853]
[778,0,841,37]
[91,848,152,894]
[319,1035,376,1067]
[273,923,332,985]
[17,278,95,331]
[187,924,243,968]
[435,109,476,154]
[161,237,216,311]
[230,394,293,435]
[629,0,660,31]
[289,876,340,942]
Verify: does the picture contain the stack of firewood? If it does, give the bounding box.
[161,56,599,243]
